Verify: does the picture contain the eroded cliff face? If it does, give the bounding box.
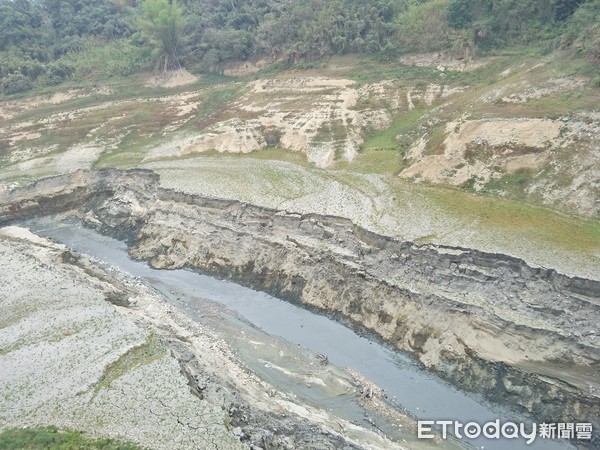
[3,61,598,217]
[1,169,599,446]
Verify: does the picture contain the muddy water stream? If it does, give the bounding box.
[24,218,572,450]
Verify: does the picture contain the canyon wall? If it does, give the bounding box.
[1,169,598,447]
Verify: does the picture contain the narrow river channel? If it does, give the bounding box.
[22,217,573,450]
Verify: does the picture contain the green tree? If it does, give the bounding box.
[553,0,587,20]
[561,0,600,64]
[136,0,186,74]
[447,0,472,28]
[396,0,454,52]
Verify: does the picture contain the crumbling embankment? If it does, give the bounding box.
[2,169,599,446]
[0,169,157,235]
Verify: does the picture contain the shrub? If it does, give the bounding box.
[1,73,34,95]
[447,0,472,28]
[395,0,455,52]
[0,426,141,449]
[70,38,151,79]
[44,62,75,85]
[561,0,600,64]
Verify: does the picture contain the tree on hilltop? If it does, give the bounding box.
[135,0,186,75]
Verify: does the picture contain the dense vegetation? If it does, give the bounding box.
[1,0,599,94]
[0,426,141,450]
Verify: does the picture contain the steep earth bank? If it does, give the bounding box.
[0,224,403,450]
[1,168,598,447]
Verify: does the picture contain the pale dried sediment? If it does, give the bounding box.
[1,169,599,447]
[0,226,242,449]
[401,118,564,187]
[0,87,113,121]
[143,157,599,280]
[142,77,456,167]
[145,68,198,88]
[0,222,406,449]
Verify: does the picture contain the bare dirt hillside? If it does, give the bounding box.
[1,54,599,449]
[0,54,598,279]
[0,55,597,217]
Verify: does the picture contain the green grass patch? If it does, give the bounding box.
[313,118,347,143]
[363,107,427,151]
[335,148,401,174]
[93,335,165,394]
[347,58,446,85]
[411,182,600,254]
[174,146,311,167]
[478,88,599,118]
[484,168,534,199]
[423,124,447,156]
[191,85,244,132]
[347,107,428,174]
[93,148,146,169]
[0,426,141,450]
[251,55,350,80]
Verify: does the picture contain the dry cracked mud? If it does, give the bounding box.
[1,53,598,449]
[1,169,597,448]
[0,223,417,450]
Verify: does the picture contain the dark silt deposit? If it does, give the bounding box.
[1,168,598,448]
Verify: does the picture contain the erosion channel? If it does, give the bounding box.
[1,168,598,449]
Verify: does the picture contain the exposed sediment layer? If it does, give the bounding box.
[0,225,395,450]
[1,168,598,446]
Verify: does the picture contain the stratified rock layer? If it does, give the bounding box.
[1,168,598,447]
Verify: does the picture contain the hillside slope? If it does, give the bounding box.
[0,53,598,279]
